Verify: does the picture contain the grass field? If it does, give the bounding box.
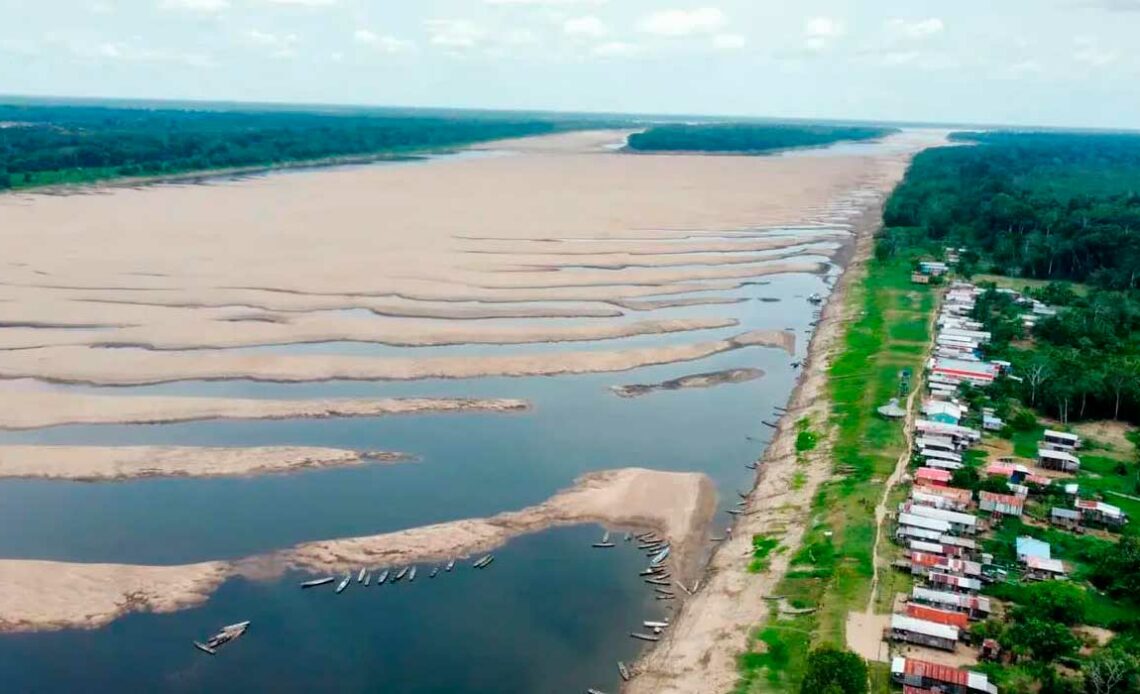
[972,274,1089,297]
[734,252,938,693]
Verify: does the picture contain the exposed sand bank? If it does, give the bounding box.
[0,467,714,633]
[0,391,528,430]
[0,329,794,385]
[0,559,230,633]
[0,445,410,481]
[611,368,764,398]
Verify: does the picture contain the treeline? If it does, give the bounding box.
[883,131,1140,290]
[878,131,1140,425]
[973,284,1140,424]
[0,103,611,189]
[626,123,895,154]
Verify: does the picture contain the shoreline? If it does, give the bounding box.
[626,201,884,693]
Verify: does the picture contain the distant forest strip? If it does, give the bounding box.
[0,103,621,190]
[625,123,897,154]
[882,130,1140,289]
[877,130,1140,425]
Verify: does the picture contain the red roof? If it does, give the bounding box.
[916,468,952,484]
[907,603,970,628]
[910,551,943,567]
[904,658,970,686]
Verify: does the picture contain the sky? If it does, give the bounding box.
[1,0,1139,129]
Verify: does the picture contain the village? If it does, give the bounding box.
[864,274,1133,694]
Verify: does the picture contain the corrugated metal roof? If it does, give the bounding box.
[906,504,977,526]
[891,614,959,641]
[1043,429,1080,442]
[897,657,970,685]
[1015,536,1051,560]
[1051,507,1080,520]
[907,603,970,628]
[899,513,952,533]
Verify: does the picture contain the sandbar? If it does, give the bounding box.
[0,392,528,430]
[0,329,795,385]
[611,367,764,398]
[0,467,715,633]
[0,445,411,481]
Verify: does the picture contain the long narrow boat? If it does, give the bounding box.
[429,567,439,578]
[645,578,670,586]
[407,566,417,582]
[193,641,217,655]
[643,620,669,629]
[299,577,335,589]
[587,689,608,694]
[629,633,660,642]
[357,568,366,583]
[376,569,390,585]
[601,531,611,543]
[592,542,616,548]
[650,547,670,565]
[194,620,250,655]
[335,574,351,594]
[618,662,631,681]
[445,559,456,572]
[393,567,409,582]
[363,573,371,586]
[473,555,494,568]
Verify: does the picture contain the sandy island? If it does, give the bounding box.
[0,445,411,481]
[0,392,529,430]
[611,367,765,398]
[0,467,714,633]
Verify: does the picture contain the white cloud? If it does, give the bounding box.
[353,29,414,53]
[159,0,229,11]
[426,19,487,49]
[712,33,745,50]
[258,0,337,5]
[638,8,725,37]
[886,18,945,40]
[89,1,115,13]
[485,0,607,5]
[592,41,639,57]
[563,16,608,38]
[803,16,844,51]
[245,29,299,57]
[1073,35,1118,66]
[65,38,215,67]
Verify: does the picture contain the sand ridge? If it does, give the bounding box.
[0,445,412,481]
[0,329,796,385]
[0,391,529,430]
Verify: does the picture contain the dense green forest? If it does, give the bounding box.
[883,131,1140,289]
[625,123,896,154]
[0,102,615,189]
[877,131,1140,425]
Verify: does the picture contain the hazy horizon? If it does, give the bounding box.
[1,0,1138,130]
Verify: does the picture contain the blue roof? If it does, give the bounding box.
[1016,536,1051,560]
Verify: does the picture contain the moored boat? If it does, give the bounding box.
[445,559,455,572]
[407,566,417,582]
[618,661,631,681]
[335,574,351,594]
[376,569,390,585]
[299,576,335,589]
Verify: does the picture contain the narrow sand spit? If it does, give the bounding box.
[627,134,949,694]
[0,314,736,351]
[611,368,764,398]
[0,446,411,481]
[0,392,528,430]
[0,468,715,633]
[0,329,794,385]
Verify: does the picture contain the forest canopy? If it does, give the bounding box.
[626,123,896,154]
[0,102,619,189]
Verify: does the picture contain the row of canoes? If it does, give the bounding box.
[301,556,493,593]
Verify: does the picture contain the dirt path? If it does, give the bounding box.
[862,292,941,613]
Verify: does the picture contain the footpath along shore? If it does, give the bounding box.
[627,205,885,694]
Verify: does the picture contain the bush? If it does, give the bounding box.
[799,647,868,694]
[1011,409,1039,432]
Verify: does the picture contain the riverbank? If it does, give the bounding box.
[626,200,885,694]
